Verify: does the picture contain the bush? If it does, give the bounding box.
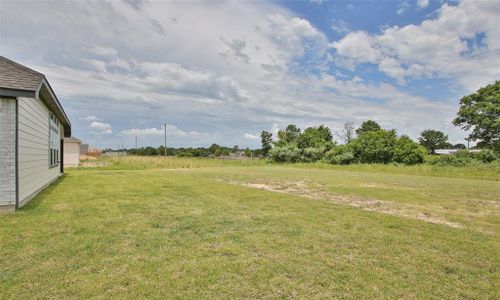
[268,145,302,162]
[324,145,355,165]
[301,147,325,162]
[393,135,427,165]
[329,152,355,165]
[428,150,481,167]
[350,130,397,163]
[477,149,497,163]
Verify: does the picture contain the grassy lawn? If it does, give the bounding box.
[1,157,499,298]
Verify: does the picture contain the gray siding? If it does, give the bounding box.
[17,97,62,206]
[0,97,16,207]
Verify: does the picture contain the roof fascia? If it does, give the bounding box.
[0,88,36,98]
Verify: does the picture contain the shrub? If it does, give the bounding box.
[350,130,397,163]
[477,149,497,163]
[428,150,478,166]
[268,145,302,162]
[393,135,427,165]
[324,145,355,165]
[301,147,325,162]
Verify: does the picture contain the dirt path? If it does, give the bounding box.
[219,179,463,228]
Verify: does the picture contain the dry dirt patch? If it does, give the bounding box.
[221,179,462,228]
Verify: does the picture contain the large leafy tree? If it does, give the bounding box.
[260,130,273,155]
[350,129,397,163]
[393,135,427,165]
[297,125,333,149]
[276,124,301,145]
[453,81,500,149]
[355,120,382,136]
[418,129,449,153]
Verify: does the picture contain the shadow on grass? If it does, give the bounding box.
[20,174,69,212]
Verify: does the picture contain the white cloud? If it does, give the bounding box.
[266,14,328,60]
[378,57,406,83]
[330,0,500,91]
[270,123,281,136]
[244,133,259,140]
[90,46,118,57]
[90,121,111,130]
[120,127,164,137]
[90,121,112,134]
[417,0,429,9]
[120,125,202,138]
[81,115,102,121]
[331,20,350,34]
[330,31,380,64]
[397,1,410,15]
[0,0,484,147]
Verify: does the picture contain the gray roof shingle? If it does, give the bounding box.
[0,56,71,136]
[0,56,44,91]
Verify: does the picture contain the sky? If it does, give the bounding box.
[1,0,499,149]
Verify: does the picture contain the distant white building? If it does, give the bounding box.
[63,137,81,167]
[435,149,481,155]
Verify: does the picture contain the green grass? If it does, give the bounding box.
[1,157,498,298]
[101,155,500,180]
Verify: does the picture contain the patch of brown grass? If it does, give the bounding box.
[222,179,463,228]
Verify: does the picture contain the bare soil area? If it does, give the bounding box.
[221,179,463,228]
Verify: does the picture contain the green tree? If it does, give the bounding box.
[418,129,449,154]
[355,120,382,136]
[393,135,427,165]
[297,125,333,149]
[260,130,273,155]
[143,146,157,156]
[157,145,166,156]
[350,130,397,163]
[453,81,500,149]
[208,143,222,156]
[453,143,466,149]
[276,124,301,146]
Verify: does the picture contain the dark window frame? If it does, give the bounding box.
[49,112,60,168]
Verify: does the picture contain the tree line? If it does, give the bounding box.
[115,81,498,165]
[125,144,262,158]
[261,81,499,165]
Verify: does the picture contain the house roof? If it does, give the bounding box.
[0,56,44,91]
[0,56,71,137]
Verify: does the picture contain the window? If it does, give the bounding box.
[49,112,60,166]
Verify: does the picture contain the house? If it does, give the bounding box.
[434,149,481,155]
[0,56,71,212]
[63,137,81,167]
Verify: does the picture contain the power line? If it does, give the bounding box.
[164,123,167,156]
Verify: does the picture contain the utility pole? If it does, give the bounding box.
[135,136,138,153]
[164,123,167,156]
